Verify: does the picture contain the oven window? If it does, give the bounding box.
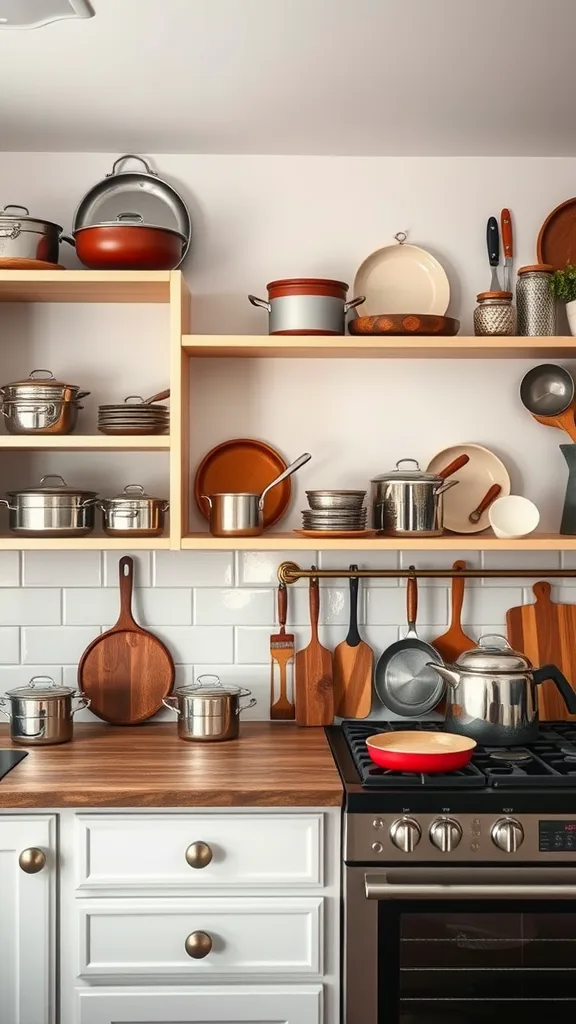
[378,899,576,1024]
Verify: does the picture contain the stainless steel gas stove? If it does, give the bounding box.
[327,720,576,1024]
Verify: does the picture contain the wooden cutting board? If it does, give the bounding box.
[295,573,333,727]
[506,581,576,721]
[78,556,175,724]
[333,568,373,718]
[432,561,475,662]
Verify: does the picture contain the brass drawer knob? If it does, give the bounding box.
[185,930,212,959]
[19,847,46,874]
[185,841,213,869]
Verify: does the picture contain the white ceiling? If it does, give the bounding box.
[1,0,574,155]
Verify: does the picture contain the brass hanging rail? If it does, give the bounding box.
[277,560,576,585]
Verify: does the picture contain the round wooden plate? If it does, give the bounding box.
[349,314,460,336]
[195,438,290,528]
[537,197,576,270]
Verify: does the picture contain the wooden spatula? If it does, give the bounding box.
[432,560,475,662]
[333,565,373,718]
[270,582,295,720]
[295,569,333,727]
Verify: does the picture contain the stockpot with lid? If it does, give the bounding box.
[371,458,458,535]
[0,475,98,536]
[162,674,257,741]
[0,675,90,745]
[100,484,169,537]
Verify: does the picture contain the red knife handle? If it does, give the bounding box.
[501,209,513,259]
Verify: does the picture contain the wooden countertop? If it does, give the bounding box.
[0,723,343,808]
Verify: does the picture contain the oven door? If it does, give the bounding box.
[345,866,576,1024]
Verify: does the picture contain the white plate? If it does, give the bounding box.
[353,242,450,316]
[426,443,511,534]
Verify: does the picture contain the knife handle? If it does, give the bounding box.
[487,217,500,266]
[501,208,513,259]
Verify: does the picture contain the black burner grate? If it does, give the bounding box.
[343,720,576,789]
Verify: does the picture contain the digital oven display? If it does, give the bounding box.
[539,821,576,851]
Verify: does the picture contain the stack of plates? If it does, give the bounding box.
[98,398,169,436]
[297,490,372,537]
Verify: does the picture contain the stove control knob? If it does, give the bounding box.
[429,817,462,852]
[491,817,524,853]
[390,816,421,853]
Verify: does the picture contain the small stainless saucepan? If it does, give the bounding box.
[202,452,311,537]
[163,675,256,741]
[0,676,90,745]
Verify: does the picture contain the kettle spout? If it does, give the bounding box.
[427,663,461,689]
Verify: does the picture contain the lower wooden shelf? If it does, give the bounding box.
[181,531,576,551]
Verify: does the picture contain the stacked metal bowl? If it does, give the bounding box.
[98,395,169,436]
[301,490,367,531]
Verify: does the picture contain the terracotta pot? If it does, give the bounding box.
[67,214,186,270]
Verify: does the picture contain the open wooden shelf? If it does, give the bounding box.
[183,334,576,359]
[0,435,170,451]
[182,531,576,551]
[0,535,172,550]
[0,269,177,303]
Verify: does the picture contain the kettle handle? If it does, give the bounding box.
[534,665,576,715]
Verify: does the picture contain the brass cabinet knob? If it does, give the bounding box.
[184,930,212,959]
[19,848,46,874]
[185,841,213,869]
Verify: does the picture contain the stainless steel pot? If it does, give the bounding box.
[162,675,256,741]
[0,206,73,263]
[249,278,364,335]
[0,369,89,405]
[202,452,311,537]
[429,635,576,745]
[100,484,169,537]
[371,458,458,536]
[0,676,90,745]
[0,475,98,536]
[2,398,83,435]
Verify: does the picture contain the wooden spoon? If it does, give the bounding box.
[531,404,576,443]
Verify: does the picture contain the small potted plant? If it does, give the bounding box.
[551,265,576,335]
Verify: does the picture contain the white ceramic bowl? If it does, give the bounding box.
[488,495,540,539]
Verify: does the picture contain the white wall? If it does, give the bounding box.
[0,153,574,721]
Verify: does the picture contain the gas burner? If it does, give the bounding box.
[489,749,533,762]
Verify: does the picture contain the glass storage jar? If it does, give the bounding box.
[516,264,556,336]
[473,291,516,336]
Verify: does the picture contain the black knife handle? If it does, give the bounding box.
[486,217,500,267]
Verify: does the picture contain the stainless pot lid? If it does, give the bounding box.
[72,155,192,266]
[1,369,83,392]
[7,475,98,498]
[6,680,75,699]
[179,674,246,698]
[371,458,443,484]
[451,634,531,673]
[104,484,166,506]
[0,205,62,233]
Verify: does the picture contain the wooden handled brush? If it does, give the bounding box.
[270,582,295,720]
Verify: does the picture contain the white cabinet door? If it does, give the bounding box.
[77,985,323,1023]
[0,814,56,1024]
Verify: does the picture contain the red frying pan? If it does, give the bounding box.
[366,731,477,773]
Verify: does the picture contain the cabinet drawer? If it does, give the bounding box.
[76,813,323,889]
[78,897,323,977]
[76,985,323,1023]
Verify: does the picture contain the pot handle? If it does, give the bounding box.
[101,506,139,518]
[0,698,11,721]
[534,665,576,715]
[72,695,91,715]
[2,204,29,216]
[0,499,15,510]
[200,494,213,510]
[344,295,366,313]
[109,154,157,177]
[258,452,312,510]
[436,479,459,496]
[478,634,512,649]
[116,212,144,224]
[2,404,53,416]
[237,698,257,715]
[59,234,76,247]
[40,474,68,487]
[162,695,181,715]
[248,294,272,313]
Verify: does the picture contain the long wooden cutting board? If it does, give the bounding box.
[295,573,333,726]
[506,581,576,720]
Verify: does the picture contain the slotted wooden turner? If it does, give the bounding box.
[78,556,175,724]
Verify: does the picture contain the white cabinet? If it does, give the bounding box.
[0,814,56,1024]
[76,985,323,1023]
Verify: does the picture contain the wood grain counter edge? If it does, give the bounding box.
[0,722,344,808]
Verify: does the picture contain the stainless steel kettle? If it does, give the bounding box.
[428,634,576,745]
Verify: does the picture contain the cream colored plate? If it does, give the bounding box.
[427,443,511,534]
[366,732,477,755]
[353,242,450,316]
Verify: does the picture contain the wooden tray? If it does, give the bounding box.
[195,438,291,529]
[349,314,460,336]
[537,197,576,270]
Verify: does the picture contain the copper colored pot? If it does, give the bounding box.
[67,214,186,271]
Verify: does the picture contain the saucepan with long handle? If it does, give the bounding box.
[202,453,311,536]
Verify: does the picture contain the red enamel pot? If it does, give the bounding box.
[68,214,186,271]
[366,731,477,773]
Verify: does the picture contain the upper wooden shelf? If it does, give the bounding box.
[0,435,170,451]
[0,270,178,303]
[182,531,576,551]
[182,335,576,359]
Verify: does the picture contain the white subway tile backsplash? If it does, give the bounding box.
[22,626,97,665]
[153,625,233,664]
[481,550,558,587]
[399,549,482,586]
[63,588,117,625]
[290,586,353,625]
[461,586,523,628]
[0,551,20,586]
[194,588,274,626]
[237,550,312,587]
[132,589,192,626]
[103,551,151,587]
[0,665,62,695]
[235,626,275,664]
[366,585,448,626]
[0,627,19,664]
[318,549,399,585]
[154,550,233,587]
[0,588,61,625]
[23,550,101,587]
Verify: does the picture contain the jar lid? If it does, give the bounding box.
[476,291,513,301]
[6,677,76,699]
[7,474,98,498]
[371,458,442,484]
[518,264,554,275]
[451,635,531,673]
